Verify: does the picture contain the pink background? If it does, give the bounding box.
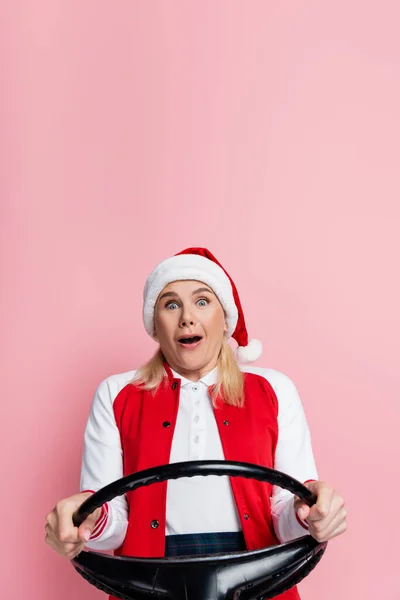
[2,1,399,599]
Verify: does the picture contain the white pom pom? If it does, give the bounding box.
[235,338,263,364]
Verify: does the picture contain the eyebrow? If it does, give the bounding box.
[158,287,215,302]
[193,287,215,296]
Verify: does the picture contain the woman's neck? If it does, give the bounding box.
[170,361,218,382]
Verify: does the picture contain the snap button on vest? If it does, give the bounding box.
[162,421,171,428]
[244,513,249,520]
[150,520,159,529]
[172,382,178,390]
[223,420,229,426]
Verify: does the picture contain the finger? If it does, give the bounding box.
[293,495,310,515]
[57,525,80,544]
[66,544,84,560]
[45,532,81,557]
[309,492,345,531]
[296,503,310,521]
[45,510,57,528]
[62,542,82,556]
[77,513,99,543]
[56,505,81,543]
[317,507,348,540]
[326,519,348,540]
[329,492,345,516]
[312,518,348,543]
[77,526,92,544]
[46,520,82,554]
[45,523,57,542]
[45,526,80,553]
[310,507,348,542]
[307,487,335,522]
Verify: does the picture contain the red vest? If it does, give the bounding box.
[110,366,301,600]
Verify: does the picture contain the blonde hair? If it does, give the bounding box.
[132,340,245,407]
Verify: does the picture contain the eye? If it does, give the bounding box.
[166,301,179,310]
[196,298,209,307]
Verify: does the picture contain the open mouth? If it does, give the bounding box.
[177,335,203,346]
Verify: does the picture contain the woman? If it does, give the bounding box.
[45,247,347,600]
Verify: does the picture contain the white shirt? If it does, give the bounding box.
[80,365,318,550]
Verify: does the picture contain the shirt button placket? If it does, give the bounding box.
[190,383,202,460]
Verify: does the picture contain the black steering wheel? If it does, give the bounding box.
[72,461,327,600]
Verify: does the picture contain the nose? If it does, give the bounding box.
[179,306,196,328]
[179,316,195,328]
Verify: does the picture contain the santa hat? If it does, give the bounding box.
[143,247,262,363]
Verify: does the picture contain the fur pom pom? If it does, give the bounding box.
[235,338,263,364]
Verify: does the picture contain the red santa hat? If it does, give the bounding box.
[143,247,262,363]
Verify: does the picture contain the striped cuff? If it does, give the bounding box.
[80,490,109,540]
[296,479,317,530]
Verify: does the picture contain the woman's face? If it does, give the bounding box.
[154,280,228,380]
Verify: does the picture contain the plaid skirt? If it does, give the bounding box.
[165,531,246,557]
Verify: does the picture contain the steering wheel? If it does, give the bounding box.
[72,461,327,600]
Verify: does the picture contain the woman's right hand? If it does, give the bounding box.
[45,491,102,560]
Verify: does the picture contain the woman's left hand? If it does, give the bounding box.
[294,481,348,542]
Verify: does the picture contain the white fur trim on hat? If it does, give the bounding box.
[235,338,263,364]
[143,254,238,339]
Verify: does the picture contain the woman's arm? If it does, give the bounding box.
[265,369,347,544]
[80,375,132,550]
[262,369,319,543]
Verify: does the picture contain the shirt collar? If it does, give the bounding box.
[170,366,218,388]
